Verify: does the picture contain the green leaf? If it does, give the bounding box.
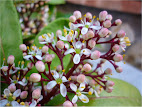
[46,78,141,106]
[48,0,65,5]
[0,0,23,65]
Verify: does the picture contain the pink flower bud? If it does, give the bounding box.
[26,4,30,8]
[91,50,101,60]
[30,73,41,82]
[105,87,113,93]
[42,46,49,53]
[106,81,115,87]
[2,66,8,72]
[63,100,73,107]
[19,44,27,51]
[8,84,16,92]
[106,14,112,20]
[71,76,77,81]
[103,20,111,28]
[117,30,126,38]
[116,66,123,73]
[27,62,34,69]
[77,74,86,83]
[32,88,41,99]
[56,41,64,49]
[87,30,94,38]
[105,68,112,75]
[115,19,122,26]
[89,80,96,86]
[88,40,96,48]
[112,44,120,52]
[20,91,28,99]
[83,63,91,72]
[73,10,82,19]
[99,11,108,21]
[113,54,123,62]
[69,15,76,22]
[35,61,45,72]
[38,36,44,42]
[56,65,62,71]
[23,53,27,56]
[82,34,89,40]
[98,28,109,37]
[44,54,53,62]
[86,12,92,19]
[7,55,14,65]
[56,30,62,36]
[65,43,69,49]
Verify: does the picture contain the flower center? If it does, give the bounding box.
[85,25,89,28]
[56,78,62,85]
[75,49,81,54]
[76,89,82,96]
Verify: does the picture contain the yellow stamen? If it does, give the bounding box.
[82,98,87,101]
[6,103,10,106]
[79,18,82,20]
[20,102,25,105]
[126,43,131,46]
[123,54,126,58]
[69,22,71,27]
[42,35,46,39]
[18,72,20,74]
[39,47,42,49]
[88,91,92,95]
[17,99,20,103]
[63,29,67,33]
[27,46,29,50]
[71,40,73,43]
[77,92,82,96]
[3,94,7,98]
[54,66,57,69]
[21,61,24,65]
[84,14,86,17]
[68,77,71,81]
[97,18,99,20]
[69,32,73,37]
[93,16,96,19]
[124,61,126,64]
[71,30,74,34]
[3,58,5,61]
[64,32,67,36]
[70,45,73,48]
[9,93,12,96]
[12,96,16,100]
[18,61,21,65]
[100,86,103,88]
[83,50,85,52]
[47,33,51,37]
[82,40,85,43]
[111,74,112,75]
[27,77,29,80]
[17,77,19,80]
[89,20,92,22]
[81,86,85,88]
[62,69,65,72]
[51,72,54,75]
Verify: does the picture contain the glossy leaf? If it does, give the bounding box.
[48,0,65,5]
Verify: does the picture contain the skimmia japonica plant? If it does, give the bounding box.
[0,10,131,107]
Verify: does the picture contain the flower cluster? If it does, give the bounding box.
[16,0,51,36]
[0,10,131,106]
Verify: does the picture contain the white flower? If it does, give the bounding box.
[70,83,89,103]
[119,37,131,51]
[73,18,101,34]
[0,88,21,106]
[88,87,99,97]
[46,70,68,97]
[0,66,17,76]
[10,77,27,86]
[64,41,91,64]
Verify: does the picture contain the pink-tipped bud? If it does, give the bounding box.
[99,11,108,21]
[42,46,49,53]
[26,4,30,9]
[30,73,41,82]
[71,76,77,81]
[98,28,109,37]
[77,74,86,83]
[38,36,44,42]
[116,66,123,73]
[7,55,14,65]
[86,12,92,19]
[82,34,89,40]
[112,44,120,52]
[19,44,27,51]
[65,43,69,49]
[27,62,34,69]
[89,80,96,86]
[106,14,112,20]
[73,10,82,19]
[88,40,96,48]
[103,20,111,28]
[117,30,126,38]
[56,41,64,49]
[83,63,91,72]
[105,87,113,93]
[8,84,16,92]
[106,81,115,87]
[105,68,112,75]
[91,50,101,60]
[115,19,122,26]
[32,88,41,99]
[2,66,8,72]
[35,61,45,72]
[20,91,28,99]
[87,30,94,38]
[56,30,62,36]
[69,15,76,23]
[113,54,123,62]
[56,65,62,71]
[45,54,53,62]
[63,100,73,107]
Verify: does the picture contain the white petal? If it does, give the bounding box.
[94,90,100,97]
[73,54,80,64]
[46,81,57,89]
[79,83,85,91]
[70,83,77,92]
[51,70,59,79]
[74,24,84,28]
[64,26,70,31]
[79,94,89,103]
[72,95,78,104]
[75,41,82,49]
[89,88,94,94]
[64,48,75,55]
[30,100,37,107]
[18,81,27,86]
[35,55,43,60]
[60,83,67,97]
[90,25,101,30]
[11,101,20,106]
[62,76,68,83]
[13,89,21,97]
[81,49,91,56]
[37,95,43,103]
[39,42,47,44]
[81,27,88,35]
[58,35,67,41]
[23,55,32,60]
[4,89,10,96]
[0,99,8,106]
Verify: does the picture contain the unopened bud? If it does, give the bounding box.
[117,30,126,38]
[105,87,113,93]
[32,88,41,99]
[98,28,109,37]
[87,30,94,38]
[115,19,122,26]
[56,65,62,71]
[89,80,96,86]
[8,84,16,92]
[106,81,115,87]
[42,46,49,53]
[7,55,14,65]
[2,66,8,72]
[20,91,28,99]
[38,36,44,42]
[56,41,64,49]
[88,40,96,48]
[27,62,34,69]
[35,61,45,72]
[106,14,112,20]
[103,20,111,28]
[63,100,73,107]
[83,63,91,72]
[105,68,112,75]
[82,34,89,40]
[77,74,86,83]
[91,50,101,60]
[45,54,53,62]
[113,54,123,62]
[99,11,108,21]
[112,44,119,52]
[30,73,41,82]
[56,30,62,36]
[86,12,92,19]
[116,66,123,73]
[73,10,82,19]
[69,15,76,23]
[19,44,27,51]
